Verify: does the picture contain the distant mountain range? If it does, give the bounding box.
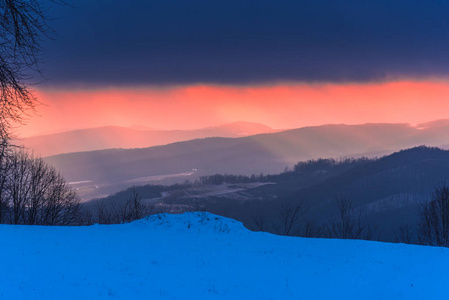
[18,121,275,157]
[43,120,449,201]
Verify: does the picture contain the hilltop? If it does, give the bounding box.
[1,212,448,299]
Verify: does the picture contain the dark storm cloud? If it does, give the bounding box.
[41,0,449,86]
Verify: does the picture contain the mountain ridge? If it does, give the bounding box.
[18,121,275,157]
[44,120,449,200]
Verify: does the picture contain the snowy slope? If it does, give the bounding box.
[1,212,448,299]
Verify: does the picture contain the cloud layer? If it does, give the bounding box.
[42,0,449,86]
[20,81,449,137]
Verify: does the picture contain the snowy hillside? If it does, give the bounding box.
[1,212,448,299]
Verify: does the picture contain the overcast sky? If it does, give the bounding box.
[19,0,449,137]
[42,0,449,87]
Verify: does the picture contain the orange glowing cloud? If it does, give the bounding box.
[17,80,449,137]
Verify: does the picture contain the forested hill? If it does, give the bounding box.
[224,146,449,239]
[89,146,449,242]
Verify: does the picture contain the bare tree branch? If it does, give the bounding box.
[275,201,305,236]
[0,0,61,138]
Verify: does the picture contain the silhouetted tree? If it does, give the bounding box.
[93,189,152,224]
[8,150,31,224]
[122,188,149,222]
[418,184,449,247]
[0,138,13,223]
[274,201,305,236]
[395,224,415,244]
[327,196,375,240]
[1,0,63,138]
[1,149,80,225]
[95,201,121,224]
[252,215,267,232]
[301,219,324,238]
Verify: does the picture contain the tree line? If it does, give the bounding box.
[0,141,80,225]
[251,185,449,248]
[252,196,379,241]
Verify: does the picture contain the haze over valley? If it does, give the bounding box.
[38,119,449,201]
[19,121,275,157]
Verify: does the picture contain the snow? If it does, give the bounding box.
[1,212,448,299]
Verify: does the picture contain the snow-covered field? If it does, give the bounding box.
[1,212,448,299]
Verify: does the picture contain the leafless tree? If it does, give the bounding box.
[330,197,361,239]
[123,188,150,222]
[94,189,151,224]
[27,156,50,224]
[95,201,121,224]
[0,2,80,225]
[0,137,13,223]
[418,184,449,247]
[1,149,80,225]
[39,167,80,225]
[395,224,415,244]
[301,219,324,238]
[326,196,375,240]
[78,207,94,225]
[8,150,31,224]
[274,201,305,236]
[253,215,267,232]
[0,0,62,138]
